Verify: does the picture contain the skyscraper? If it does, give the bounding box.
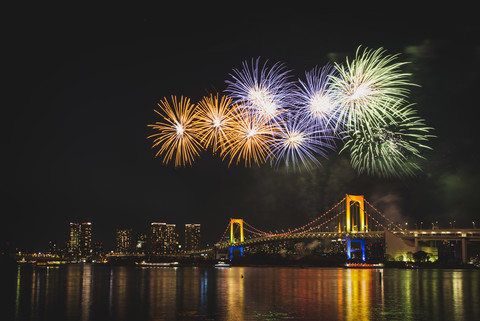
[135,232,147,254]
[69,222,92,259]
[185,223,201,252]
[115,228,133,254]
[151,222,179,255]
[151,222,167,255]
[165,224,179,254]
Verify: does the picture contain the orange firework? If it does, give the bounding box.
[194,93,238,154]
[147,95,203,167]
[223,108,278,167]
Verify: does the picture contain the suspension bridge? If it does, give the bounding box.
[213,194,480,263]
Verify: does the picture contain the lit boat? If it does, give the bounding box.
[136,261,179,267]
[215,261,231,268]
[344,263,384,268]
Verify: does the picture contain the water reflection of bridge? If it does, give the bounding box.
[214,195,480,263]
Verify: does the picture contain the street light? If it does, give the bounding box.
[473,222,476,229]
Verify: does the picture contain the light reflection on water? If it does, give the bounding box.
[8,264,480,320]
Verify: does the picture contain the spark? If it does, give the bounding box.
[147,95,203,167]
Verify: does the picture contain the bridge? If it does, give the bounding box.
[214,194,480,263]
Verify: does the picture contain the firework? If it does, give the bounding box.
[329,46,416,131]
[294,64,341,134]
[194,93,238,154]
[222,108,279,167]
[147,95,203,167]
[224,57,293,123]
[341,102,435,178]
[268,111,336,172]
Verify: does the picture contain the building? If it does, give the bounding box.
[165,224,179,254]
[185,224,201,252]
[151,222,179,255]
[115,228,134,254]
[151,222,166,254]
[135,232,147,254]
[69,222,92,259]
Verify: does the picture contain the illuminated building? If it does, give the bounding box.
[185,223,201,252]
[69,222,92,259]
[135,232,147,254]
[165,224,179,254]
[115,228,133,254]
[151,222,166,254]
[49,240,57,255]
[150,222,179,255]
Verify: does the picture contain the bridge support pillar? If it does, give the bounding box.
[228,246,244,261]
[462,238,467,264]
[414,237,419,253]
[346,238,366,261]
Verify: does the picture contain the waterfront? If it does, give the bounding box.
[3,263,480,321]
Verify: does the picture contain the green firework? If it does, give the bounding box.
[341,103,435,178]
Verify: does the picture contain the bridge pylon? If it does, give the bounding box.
[229,218,244,244]
[345,194,368,233]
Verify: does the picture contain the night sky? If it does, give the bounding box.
[3,6,480,251]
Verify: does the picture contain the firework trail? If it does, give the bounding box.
[147,95,203,167]
[341,102,435,178]
[194,93,238,155]
[224,57,294,124]
[329,46,416,132]
[268,111,336,172]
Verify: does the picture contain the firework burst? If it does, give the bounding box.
[222,109,279,167]
[329,46,416,131]
[147,95,203,167]
[341,102,435,178]
[268,112,336,172]
[294,64,340,133]
[224,57,293,123]
[194,93,238,155]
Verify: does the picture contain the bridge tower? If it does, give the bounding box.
[228,219,244,260]
[345,194,368,233]
[229,219,244,243]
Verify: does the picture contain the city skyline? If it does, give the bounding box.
[3,7,480,254]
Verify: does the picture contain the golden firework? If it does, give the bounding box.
[147,95,203,167]
[194,93,238,154]
[223,109,278,167]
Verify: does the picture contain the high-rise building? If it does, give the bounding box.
[151,222,166,254]
[69,222,92,259]
[165,224,179,254]
[151,222,179,255]
[115,228,133,254]
[135,232,147,254]
[185,224,201,252]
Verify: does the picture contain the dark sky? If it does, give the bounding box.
[3,6,480,251]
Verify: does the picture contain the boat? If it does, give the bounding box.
[344,263,384,268]
[136,261,179,267]
[215,261,231,268]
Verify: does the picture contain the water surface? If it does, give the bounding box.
[5,264,480,320]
